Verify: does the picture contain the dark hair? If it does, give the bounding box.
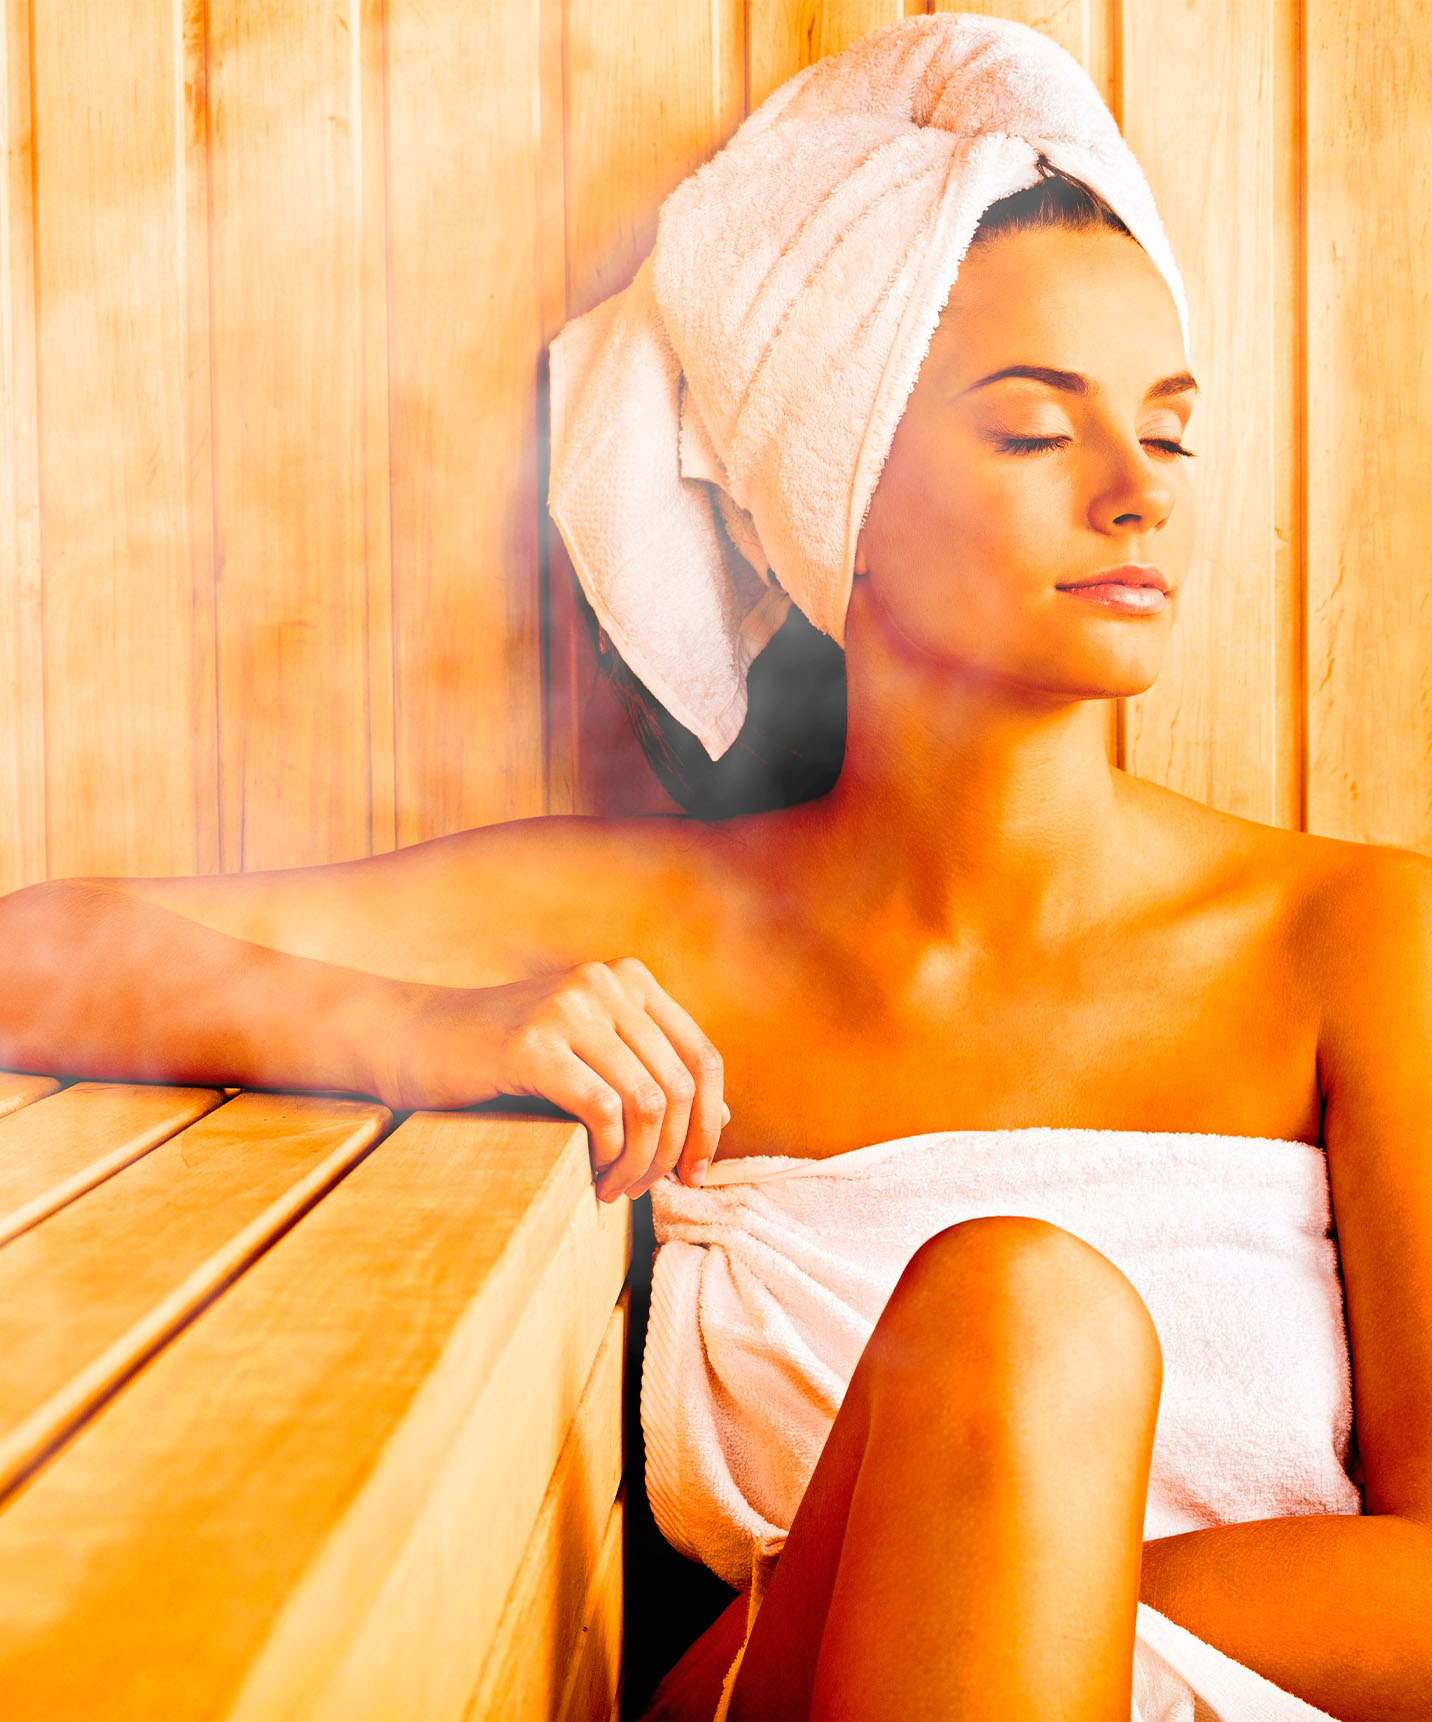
[592,162,1134,819]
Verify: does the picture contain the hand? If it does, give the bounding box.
[388,959,727,1201]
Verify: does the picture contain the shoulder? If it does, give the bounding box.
[415,809,769,967]
[1120,770,1431,943]
[1279,832,1432,1005]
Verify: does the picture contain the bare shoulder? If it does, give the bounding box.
[1119,769,1431,935]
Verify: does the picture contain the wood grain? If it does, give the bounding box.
[748,0,906,111]
[565,0,744,324]
[0,1073,60,1122]
[927,0,1085,68]
[386,0,545,844]
[207,0,372,870]
[0,1093,388,1500]
[466,1295,627,1722]
[360,0,397,857]
[228,1118,631,1722]
[556,1490,626,1722]
[0,0,45,893]
[0,1113,625,1721]
[0,1081,223,1247]
[1120,0,1294,827]
[1305,0,1432,850]
[31,0,201,878]
[182,0,222,875]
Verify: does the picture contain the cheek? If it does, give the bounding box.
[879,434,997,559]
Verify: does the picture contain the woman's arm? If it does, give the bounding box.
[0,872,726,1200]
[1135,844,1432,1721]
[0,880,409,1097]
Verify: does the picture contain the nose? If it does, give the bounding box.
[1087,437,1176,538]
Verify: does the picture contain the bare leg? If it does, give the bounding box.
[727,1215,1163,1722]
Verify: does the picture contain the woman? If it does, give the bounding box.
[2,14,1430,1721]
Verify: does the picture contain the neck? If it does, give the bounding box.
[810,582,1133,943]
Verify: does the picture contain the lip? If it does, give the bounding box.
[1056,563,1170,594]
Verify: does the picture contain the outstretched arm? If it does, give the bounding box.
[0,879,408,1098]
[0,855,725,1201]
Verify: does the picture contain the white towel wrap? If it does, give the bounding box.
[643,1127,1361,1720]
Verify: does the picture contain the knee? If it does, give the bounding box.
[863,1215,1162,1421]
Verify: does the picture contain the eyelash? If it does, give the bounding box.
[995,434,1197,459]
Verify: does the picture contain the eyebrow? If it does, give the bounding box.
[963,365,1199,400]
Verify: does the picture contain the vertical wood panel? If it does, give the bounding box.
[386,0,544,845]
[32,0,201,878]
[0,0,45,891]
[1306,1,1432,851]
[1272,0,1305,836]
[928,0,1087,67]
[749,0,907,112]
[208,0,371,870]
[565,0,745,323]
[1121,0,1294,827]
[538,0,575,814]
[183,0,221,874]
[360,0,397,856]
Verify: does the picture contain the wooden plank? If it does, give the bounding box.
[0,1073,60,1121]
[0,0,45,892]
[31,0,201,877]
[229,1120,632,1722]
[0,1114,626,1721]
[748,1,906,112]
[1120,0,1293,827]
[385,0,545,843]
[0,1081,223,1246]
[182,0,221,875]
[1271,0,1304,835]
[927,0,1086,69]
[539,0,576,816]
[0,1092,387,1500]
[565,0,744,329]
[207,0,372,870]
[466,1296,627,1722]
[1305,1,1432,852]
[359,0,396,857]
[556,1491,625,1722]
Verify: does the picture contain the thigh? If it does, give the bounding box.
[729,1215,1163,1722]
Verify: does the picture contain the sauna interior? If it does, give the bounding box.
[0,0,1428,1716]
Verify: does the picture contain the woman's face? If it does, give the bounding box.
[854,222,1198,700]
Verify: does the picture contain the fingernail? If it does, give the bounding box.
[689,1158,710,1187]
[720,1104,731,1127]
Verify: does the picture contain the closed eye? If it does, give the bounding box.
[995,433,1197,459]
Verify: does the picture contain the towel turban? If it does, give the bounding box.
[546,12,1190,760]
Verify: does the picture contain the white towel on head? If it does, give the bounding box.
[642,1127,1359,1720]
[547,13,1190,759]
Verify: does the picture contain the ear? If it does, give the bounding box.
[853,532,869,579]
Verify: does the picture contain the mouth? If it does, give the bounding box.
[1056,564,1170,594]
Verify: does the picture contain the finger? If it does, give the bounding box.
[574,1031,672,1201]
[603,1011,700,1199]
[522,1043,628,1179]
[619,972,726,1186]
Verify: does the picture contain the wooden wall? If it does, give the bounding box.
[1,0,1429,889]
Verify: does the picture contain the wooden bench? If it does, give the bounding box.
[0,1073,630,1720]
